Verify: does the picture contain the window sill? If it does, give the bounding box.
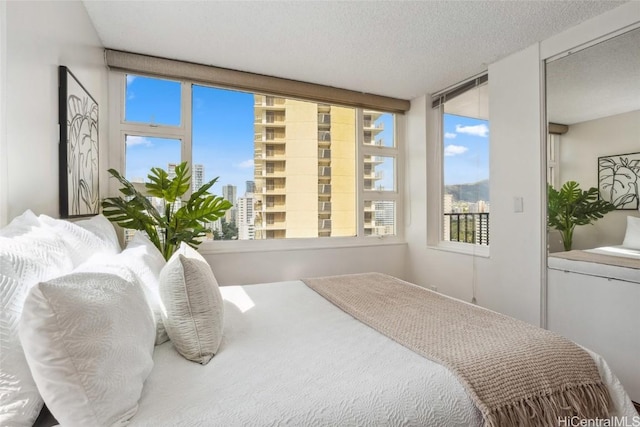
[197,235,407,255]
[427,241,490,258]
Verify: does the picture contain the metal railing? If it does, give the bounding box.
[444,212,489,245]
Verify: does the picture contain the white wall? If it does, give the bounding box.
[0,0,7,227]
[559,110,640,250]
[202,243,407,286]
[5,1,107,221]
[405,2,640,328]
[405,46,543,326]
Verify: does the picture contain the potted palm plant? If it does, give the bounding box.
[547,181,616,251]
[102,162,232,260]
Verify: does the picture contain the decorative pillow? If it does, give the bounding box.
[74,214,121,254]
[19,272,155,427]
[76,231,169,345]
[159,243,224,364]
[622,215,640,249]
[39,214,121,266]
[0,211,73,426]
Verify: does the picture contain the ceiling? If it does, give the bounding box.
[82,1,626,101]
[546,27,640,125]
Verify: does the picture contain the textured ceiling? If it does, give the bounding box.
[82,1,626,100]
[546,27,640,125]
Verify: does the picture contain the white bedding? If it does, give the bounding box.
[129,280,637,426]
[548,245,640,283]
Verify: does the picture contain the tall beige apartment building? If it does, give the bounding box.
[253,95,384,239]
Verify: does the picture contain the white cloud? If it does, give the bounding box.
[126,75,136,85]
[444,132,457,139]
[455,124,489,137]
[236,159,254,169]
[444,144,469,157]
[125,136,153,147]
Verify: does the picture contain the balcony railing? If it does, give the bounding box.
[444,213,489,246]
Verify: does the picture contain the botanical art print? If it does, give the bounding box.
[598,152,640,210]
[59,66,99,217]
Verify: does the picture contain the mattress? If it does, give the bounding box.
[128,280,637,426]
[548,245,640,283]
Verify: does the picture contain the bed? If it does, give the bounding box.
[7,213,637,426]
[135,276,638,426]
[27,275,640,426]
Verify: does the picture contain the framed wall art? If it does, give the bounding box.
[598,151,640,210]
[58,66,99,218]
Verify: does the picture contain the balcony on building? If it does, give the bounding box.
[318,184,332,195]
[318,201,332,214]
[317,113,331,128]
[318,219,332,230]
[318,166,331,179]
[318,130,331,146]
[254,95,286,110]
[318,148,331,163]
[364,155,384,165]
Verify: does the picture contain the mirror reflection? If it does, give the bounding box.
[546,27,640,253]
[544,27,640,405]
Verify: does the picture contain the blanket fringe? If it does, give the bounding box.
[484,382,611,427]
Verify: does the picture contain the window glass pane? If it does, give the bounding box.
[363,155,395,191]
[125,135,181,182]
[364,200,395,236]
[442,83,489,245]
[125,75,181,126]
[192,85,357,240]
[363,110,394,147]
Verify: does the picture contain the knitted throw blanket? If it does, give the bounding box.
[302,273,610,427]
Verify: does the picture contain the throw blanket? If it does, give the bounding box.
[302,273,610,427]
[550,250,640,270]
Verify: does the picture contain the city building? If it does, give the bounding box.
[253,97,385,239]
[236,192,255,240]
[222,184,237,224]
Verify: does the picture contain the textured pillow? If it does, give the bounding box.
[0,211,73,426]
[76,231,169,345]
[160,243,224,364]
[39,214,121,266]
[622,215,640,249]
[74,214,121,254]
[19,272,155,427]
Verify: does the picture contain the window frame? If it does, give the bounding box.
[427,75,490,257]
[108,71,404,252]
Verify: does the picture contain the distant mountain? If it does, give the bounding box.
[445,179,489,203]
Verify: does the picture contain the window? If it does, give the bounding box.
[433,75,489,248]
[115,74,401,243]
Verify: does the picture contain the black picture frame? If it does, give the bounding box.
[58,66,99,218]
[598,151,640,210]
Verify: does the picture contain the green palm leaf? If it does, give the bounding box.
[102,162,232,260]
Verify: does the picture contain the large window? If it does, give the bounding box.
[115,73,400,242]
[435,75,489,248]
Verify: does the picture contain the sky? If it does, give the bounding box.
[125,76,495,202]
[442,113,490,186]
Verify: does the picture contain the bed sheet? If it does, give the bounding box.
[129,280,636,426]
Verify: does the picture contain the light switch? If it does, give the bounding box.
[514,197,524,213]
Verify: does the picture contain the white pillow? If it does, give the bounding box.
[19,272,155,427]
[74,214,121,254]
[0,211,74,426]
[160,243,224,364]
[39,214,120,266]
[76,232,169,345]
[622,215,640,249]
